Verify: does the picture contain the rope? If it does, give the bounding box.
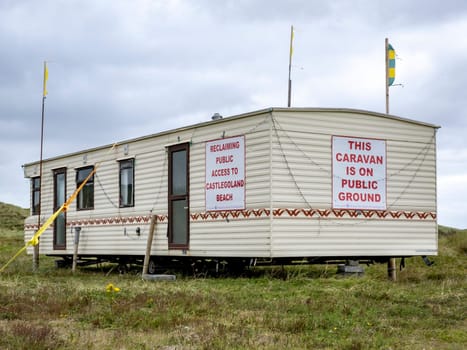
[271,116,436,226]
[95,173,119,209]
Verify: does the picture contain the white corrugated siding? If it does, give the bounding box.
[24,112,274,257]
[269,110,437,257]
[183,113,272,257]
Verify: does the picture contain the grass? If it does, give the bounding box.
[0,203,465,349]
[0,202,28,231]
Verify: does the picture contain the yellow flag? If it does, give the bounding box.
[289,26,294,59]
[43,62,48,97]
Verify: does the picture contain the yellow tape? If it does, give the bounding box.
[0,246,28,273]
[0,143,118,273]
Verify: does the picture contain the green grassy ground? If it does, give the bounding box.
[0,202,29,231]
[0,203,465,349]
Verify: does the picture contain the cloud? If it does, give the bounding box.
[0,0,466,228]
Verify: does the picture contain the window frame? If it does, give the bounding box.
[31,177,41,215]
[119,158,135,208]
[76,166,95,211]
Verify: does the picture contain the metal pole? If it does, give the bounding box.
[385,38,389,114]
[287,25,294,107]
[72,227,81,273]
[33,61,47,272]
[384,40,396,280]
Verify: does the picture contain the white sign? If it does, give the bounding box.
[332,136,386,210]
[205,135,245,211]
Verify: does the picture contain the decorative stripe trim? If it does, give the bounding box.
[190,208,436,221]
[24,208,437,230]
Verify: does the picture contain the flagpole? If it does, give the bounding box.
[34,61,47,271]
[384,39,397,280]
[287,25,294,107]
[385,38,389,114]
[385,38,397,281]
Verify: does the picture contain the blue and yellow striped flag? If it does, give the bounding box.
[387,44,395,86]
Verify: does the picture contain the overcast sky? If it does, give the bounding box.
[1,0,466,228]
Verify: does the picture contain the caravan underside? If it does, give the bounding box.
[48,253,404,275]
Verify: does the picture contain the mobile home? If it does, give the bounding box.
[23,108,439,272]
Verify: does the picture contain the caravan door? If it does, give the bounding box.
[53,168,66,250]
[167,143,189,249]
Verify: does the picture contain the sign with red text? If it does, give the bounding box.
[332,136,386,210]
[205,135,245,211]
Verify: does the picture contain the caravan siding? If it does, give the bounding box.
[269,110,437,257]
[175,112,273,257]
[24,111,275,258]
[23,108,438,260]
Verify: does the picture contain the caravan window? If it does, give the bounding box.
[119,159,134,207]
[76,166,94,210]
[31,177,40,215]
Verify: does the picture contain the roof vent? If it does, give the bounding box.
[211,112,223,121]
